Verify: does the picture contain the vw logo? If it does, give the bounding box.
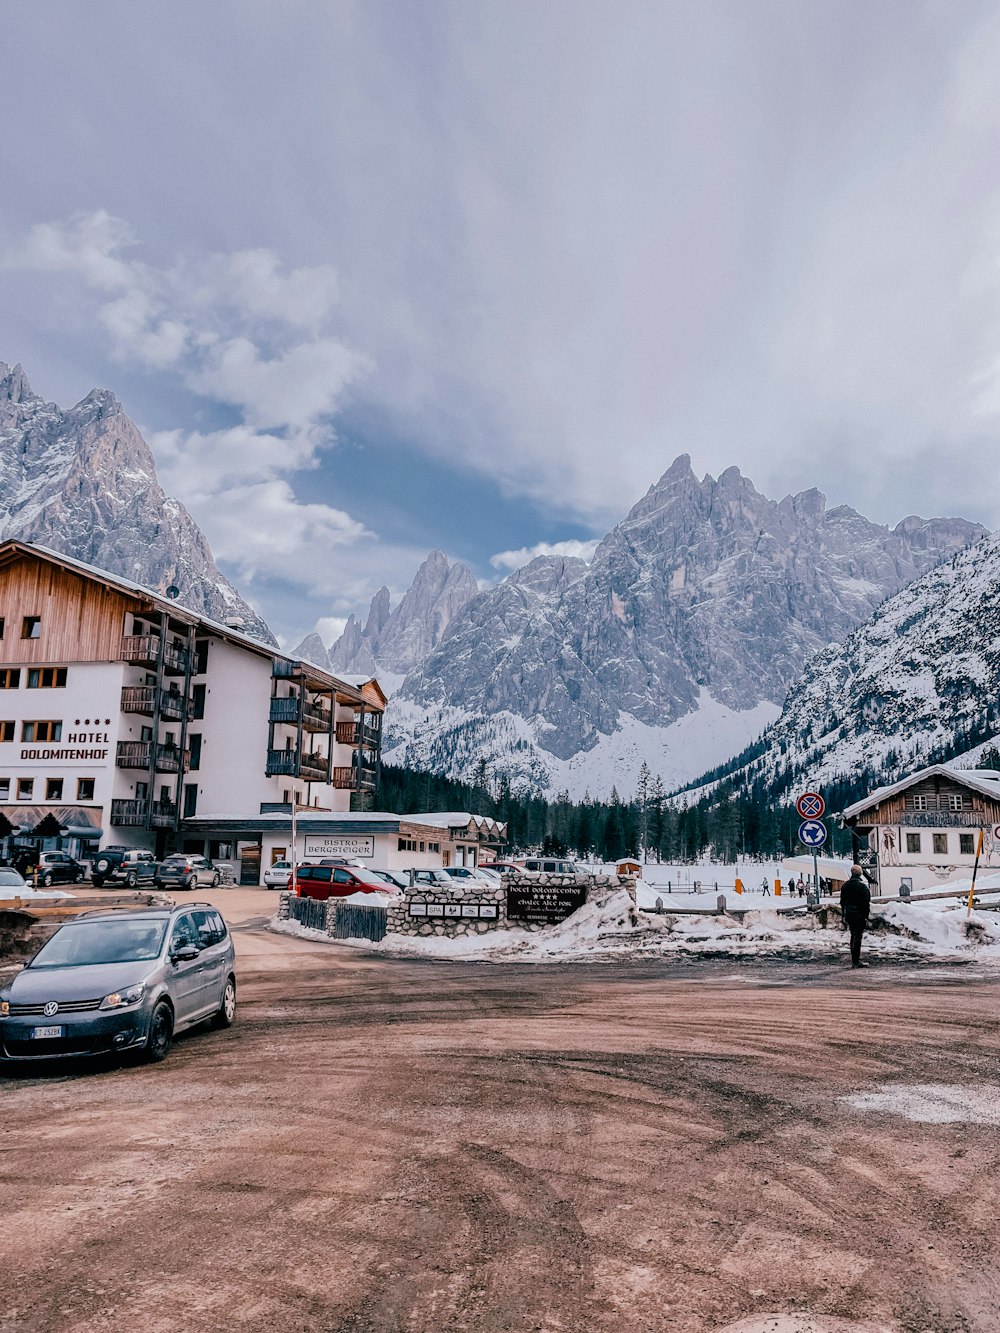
[43,1001,59,1017]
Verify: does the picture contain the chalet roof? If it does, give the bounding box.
[841,764,1000,821]
[403,811,508,838]
[0,539,382,711]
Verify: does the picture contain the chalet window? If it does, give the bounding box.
[0,617,4,639]
[933,833,948,855]
[398,837,418,852]
[76,778,95,801]
[192,684,206,719]
[912,794,929,811]
[159,785,172,805]
[0,779,8,799]
[46,778,64,802]
[906,833,921,854]
[21,616,41,639]
[947,794,964,811]
[0,722,12,742]
[183,784,198,818]
[27,668,67,689]
[960,833,975,855]
[188,733,201,770]
[194,641,209,674]
[429,842,440,853]
[21,720,62,743]
[16,778,33,800]
[0,669,21,689]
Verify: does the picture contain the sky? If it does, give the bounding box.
[2,0,1000,646]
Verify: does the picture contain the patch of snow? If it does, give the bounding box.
[842,1083,1000,1125]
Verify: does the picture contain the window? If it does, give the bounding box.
[0,618,4,639]
[912,793,929,811]
[332,868,354,884]
[906,833,921,854]
[192,683,206,719]
[27,668,67,689]
[0,722,12,742]
[16,778,33,800]
[76,777,95,801]
[159,784,172,805]
[169,914,198,951]
[194,640,209,674]
[21,616,41,639]
[188,734,201,770]
[933,833,948,855]
[183,784,198,818]
[398,837,418,852]
[210,840,233,860]
[21,720,62,742]
[948,794,964,811]
[0,779,9,799]
[428,842,440,853]
[960,833,975,856]
[191,909,224,947]
[0,669,20,689]
[45,778,64,802]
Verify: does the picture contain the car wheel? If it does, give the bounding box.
[125,870,138,887]
[42,872,53,887]
[92,877,105,888]
[73,870,83,883]
[144,1001,173,1062]
[187,874,197,891]
[211,873,220,887]
[213,976,236,1029]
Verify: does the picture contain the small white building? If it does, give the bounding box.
[840,764,1000,895]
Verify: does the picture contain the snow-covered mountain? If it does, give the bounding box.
[387,456,985,798]
[691,530,1000,804]
[294,550,478,683]
[0,361,273,643]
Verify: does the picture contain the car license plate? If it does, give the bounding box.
[31,1025,64,1039]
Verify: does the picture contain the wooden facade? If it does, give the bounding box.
[845,773,1000,832]
[0,551,143,665]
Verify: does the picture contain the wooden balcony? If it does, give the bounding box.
[269,697,333,732]
[272,658,299,679]
[120,635,190,674]
[109,797,179,828]
[335,720,382,748]
[332,766,378,792]
[117,742,189,773]
[120,686,190,720]
[265,750,330,781]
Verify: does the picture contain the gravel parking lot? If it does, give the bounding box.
[2,888,1000,1332]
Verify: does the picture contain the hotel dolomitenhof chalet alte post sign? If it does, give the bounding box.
[506,879,588,925]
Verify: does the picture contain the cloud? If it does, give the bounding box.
[489,539,600,572]
[9,209,376,591]
[315,615,348,643]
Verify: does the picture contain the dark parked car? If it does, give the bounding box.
[156,855,220,891]
[91,847,160,888]
[0,903,236,1063]
[33,852,87,887]
[294,864,399,901]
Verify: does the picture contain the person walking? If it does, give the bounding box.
[841,865,872,969]
[787,878,796,897]
[761,877,771,896]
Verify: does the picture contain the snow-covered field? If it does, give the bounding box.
[272,869,1000,966]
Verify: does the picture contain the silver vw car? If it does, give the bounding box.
[0,904,236,1064]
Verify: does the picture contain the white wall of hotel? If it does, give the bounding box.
[863,825,1000,894]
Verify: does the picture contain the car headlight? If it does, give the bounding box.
[100,983,146,1010]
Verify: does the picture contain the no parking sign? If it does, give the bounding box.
[796,791,826,820]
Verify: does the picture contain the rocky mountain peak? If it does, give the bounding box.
[0,361,275,644]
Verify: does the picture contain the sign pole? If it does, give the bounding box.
[966,828,984,917]
[813,848,819,898]
[291,799,298,894]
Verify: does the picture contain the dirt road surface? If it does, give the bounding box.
[3,888,1000,1332]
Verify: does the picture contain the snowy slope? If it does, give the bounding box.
[689,531,1000,802]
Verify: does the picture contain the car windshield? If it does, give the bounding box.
[0,869,27,886]
[30,919,168,967]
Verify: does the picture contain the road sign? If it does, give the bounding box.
[796,791,826,819]
[798,819,828,849]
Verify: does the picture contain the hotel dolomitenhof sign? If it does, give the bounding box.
[506,880,588,925]
[303,835,375,860]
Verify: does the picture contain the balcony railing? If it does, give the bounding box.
[269,696,333,731]
[120,635,190,674]
[116,741,188,771]
[302,701,333,732]
[332,766,378,792]
[120,686,190,720]
[272,659,299,679]
[336,720,382,748]
[898,810,985,828]
[109,798,178,828]
[265,750,330,781]
[269,697,300,725]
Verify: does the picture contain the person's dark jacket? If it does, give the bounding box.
[840,873,871,920]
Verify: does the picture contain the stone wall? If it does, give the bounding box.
[386,872,637,940]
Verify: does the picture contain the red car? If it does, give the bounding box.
[294,864,398,901]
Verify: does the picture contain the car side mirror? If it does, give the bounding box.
[172,944,200,963]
